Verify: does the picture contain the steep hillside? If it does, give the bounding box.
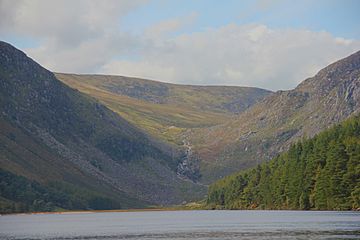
[207,115,360,210]
[0,41,205,213]
[191,50,360,183]
[55,73,271,145]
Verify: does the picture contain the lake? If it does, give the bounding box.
[0,210,359,239]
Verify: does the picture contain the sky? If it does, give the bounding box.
[1,0,360,91]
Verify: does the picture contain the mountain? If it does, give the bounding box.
[1,40,359,213]
[206,114,360,210]
[55,73,271,145]
[190,50,360,183]
[0,41,205,213]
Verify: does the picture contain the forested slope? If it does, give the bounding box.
[207,115,360,210]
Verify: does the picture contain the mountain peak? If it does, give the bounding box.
[190,49,360,183]
[0,40,34,67]
[1,41,206,209]
[297,50,360,93]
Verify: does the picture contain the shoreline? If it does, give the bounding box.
[2,207,189,216]
[3,207,359,216]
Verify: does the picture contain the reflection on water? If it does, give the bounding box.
[0,210,359,240]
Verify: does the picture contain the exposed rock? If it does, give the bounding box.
[192,50,360,183]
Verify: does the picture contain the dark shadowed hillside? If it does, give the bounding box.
[0,41,205,213]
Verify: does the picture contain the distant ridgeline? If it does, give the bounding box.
[207,115,360,210]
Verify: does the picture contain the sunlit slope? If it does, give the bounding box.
[56,73,271,144]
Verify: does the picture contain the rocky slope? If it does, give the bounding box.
[191,50,360,183]
[0,41,205,210]
[55,73,271,183]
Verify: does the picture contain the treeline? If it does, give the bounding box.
[0,169,121,214]
[207,115,360,210]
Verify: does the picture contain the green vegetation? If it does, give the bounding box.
[207,115,360,210]
[56,73,270,145]
[0,169,123,214]
[1,41,358,213]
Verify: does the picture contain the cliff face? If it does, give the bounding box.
[191,50,360,183]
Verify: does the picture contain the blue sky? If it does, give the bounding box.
[1,0,359,90]
[121,0,360,38]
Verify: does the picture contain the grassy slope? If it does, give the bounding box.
[55,73,271,145]
[0,118,146,213]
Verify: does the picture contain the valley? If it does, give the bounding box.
[55,73,271,146]
[0,41,359,213]
[55,73,271,183]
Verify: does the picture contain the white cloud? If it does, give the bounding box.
[1,1,359,90]
[101,24,360,90]
[0,0,147,72]
[1,0,146,39]
[103,60,176,81]
[144,12,198,38]
[247,24,272,42]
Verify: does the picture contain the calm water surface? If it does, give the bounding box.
[0,210,359,240]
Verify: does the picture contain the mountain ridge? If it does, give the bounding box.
[55,73,271,158]
[0,41,205,212]
[56,72,272,89]
[1,40,359,213]
[190,49,360,183]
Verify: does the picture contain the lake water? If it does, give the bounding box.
[0,210,359,240]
